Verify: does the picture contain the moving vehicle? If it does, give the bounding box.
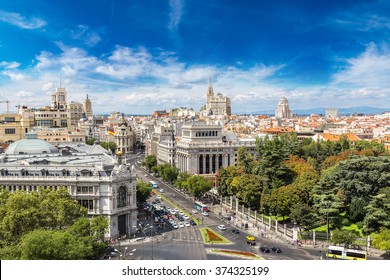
[194,201,209,212]
[149,181,158,189]
[191,209,199,214]
[260,246,270,253]
[232,229,240,234]
[271,247,282,253]
[159,189,164,193]
[326,245,367,260]
[201,211,209,216]
[246,235,255,241]
[218,225,227,230]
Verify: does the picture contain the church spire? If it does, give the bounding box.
[207,78,214,97]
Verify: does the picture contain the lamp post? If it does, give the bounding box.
[326,200,330,247]
[122,247,136,260]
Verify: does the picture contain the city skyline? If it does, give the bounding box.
[1,1,390,114]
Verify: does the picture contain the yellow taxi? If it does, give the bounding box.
[246,235,255,241]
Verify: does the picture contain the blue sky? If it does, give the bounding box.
[1,0,390,114]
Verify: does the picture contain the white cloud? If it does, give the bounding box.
[1,70,26,81]
[168,0,184,31]
[332,43,390,87]
[0,61,21,69]
[0,10,46,29]
[70,25,102,47]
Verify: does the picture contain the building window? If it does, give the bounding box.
[5,128,16,134]
[117,186,127,208]
[78,199,94,210]
[77,186,94,194]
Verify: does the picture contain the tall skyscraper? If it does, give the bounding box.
[275,96,293,119]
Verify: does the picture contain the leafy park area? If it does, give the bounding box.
[215,135,390,250]
[0,188,108,260]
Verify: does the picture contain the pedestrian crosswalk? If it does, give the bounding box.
[171,227,203,243]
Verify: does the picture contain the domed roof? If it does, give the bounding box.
[5,132,59,155]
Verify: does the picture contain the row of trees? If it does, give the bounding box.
[141,156,212,201]
[217,134,389,239]
[0,188,108,259]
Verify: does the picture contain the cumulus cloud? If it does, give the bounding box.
[0,10,46,29]
[168,0,184,31]
[332,43,390,87]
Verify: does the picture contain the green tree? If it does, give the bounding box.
[186,175,212,200]
[331,228,357,246]
[230,173,262,209]
[143,155,157,172]
[175,172,190,191]
[136,180,152,203]
[0,188,86,245]
[218,166,240,197]
[348,197,368,223]
[236,146,254,174]
[363,187,390,234]
[100,141,117,153]
[290,203,317,233]
[85,138,96,145]
[371,228,390,251]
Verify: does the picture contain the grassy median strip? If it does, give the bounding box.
[199,227,232,244]
[207,249,262,260]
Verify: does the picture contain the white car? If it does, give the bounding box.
[183,215,190,220]
[159,189,164,193]
[178,222,185,228]
[184,222,191,227]
[156,195,161,199]
[201,211,209,216]
[172,223,179,229]
[191,209,198,214]
[179,211,184,216]
[218,225,227,231]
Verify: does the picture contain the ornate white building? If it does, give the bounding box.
[114,115,136,156]
[175,123,256,176]
[275,96,293,119]
[0,132,137,239]
[205,82,231,116]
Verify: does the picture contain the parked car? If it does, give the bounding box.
[190,219,196,226]
[184,222,191,227]
[271,247,282,253]
[232,229,240,234]
[191,209,198,214]
[260,246,270,253]
[201,211,209,216]
[218,225,227,230]
[178,215,184,221]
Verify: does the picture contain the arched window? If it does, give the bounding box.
[117,186,127,208]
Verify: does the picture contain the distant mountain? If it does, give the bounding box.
[247,106,390,116]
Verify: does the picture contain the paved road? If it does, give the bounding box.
[118,161,382,260]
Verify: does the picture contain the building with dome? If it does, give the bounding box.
[114,115,136,156]
[275,96,293,119]
[0,132,138,240]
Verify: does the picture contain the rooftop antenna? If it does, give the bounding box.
[59,72,62,88]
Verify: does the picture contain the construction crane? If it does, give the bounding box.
[0,100,10,114]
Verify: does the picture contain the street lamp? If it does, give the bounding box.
[326,200,330,247]
[122,247,136,260]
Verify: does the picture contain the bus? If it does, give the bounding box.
[326,245,367,260]
[194,201,208,212]
[149,181,158,189]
